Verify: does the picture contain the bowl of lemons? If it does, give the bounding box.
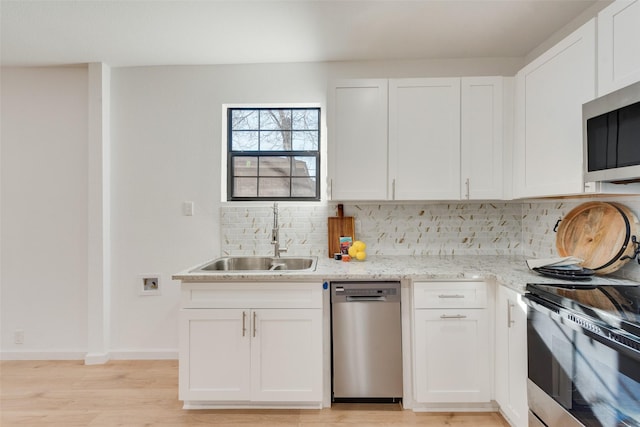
[348,240,367,261]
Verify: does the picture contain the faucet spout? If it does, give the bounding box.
[271,202,287,257]
[273,202,279,230]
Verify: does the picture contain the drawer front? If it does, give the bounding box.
[181,282,323,309]
[414,281,487,309]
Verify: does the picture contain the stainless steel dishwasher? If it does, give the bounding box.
[331,281,403,402]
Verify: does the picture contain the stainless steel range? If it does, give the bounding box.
[524,282,640,427]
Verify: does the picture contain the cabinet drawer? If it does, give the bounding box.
[414,281,486,309]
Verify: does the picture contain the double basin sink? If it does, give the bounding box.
[191,256,317,273]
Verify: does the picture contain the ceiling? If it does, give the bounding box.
[0,0,607,67]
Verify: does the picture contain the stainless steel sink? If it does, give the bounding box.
[193,256,317,272]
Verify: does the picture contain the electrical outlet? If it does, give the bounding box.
[14,329,24,344]
[139,275,161,295]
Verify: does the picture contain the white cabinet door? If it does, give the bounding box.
[180,308,322,403]
[598,0,640,96]
[461,77,504,200]
[389,78,461,200]
[251,308,323,402]
[179,309,251,401]
[414,309,490,403]
[495,286,528,427]
[328,79,388,200]
[514,20,596,198]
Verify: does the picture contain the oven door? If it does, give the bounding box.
[525,295,640,427]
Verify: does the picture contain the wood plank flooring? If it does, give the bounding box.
[1,360,510,426]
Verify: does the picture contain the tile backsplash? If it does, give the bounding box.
[347,203,522,256]
[221,196,640,281]
[221,204,330,257]
[221,203,522,258]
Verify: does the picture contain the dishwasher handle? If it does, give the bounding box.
[345,295,387,302]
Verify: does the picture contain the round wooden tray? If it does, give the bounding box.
[556,202,639,275]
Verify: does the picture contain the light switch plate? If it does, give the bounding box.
[183,201,194,216]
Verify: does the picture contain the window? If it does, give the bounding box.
[227,107,320,201]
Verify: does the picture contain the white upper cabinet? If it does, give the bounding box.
[328,79,388,200]
[461,77,504,200]
[389,78,461,200]
[598,0,640,96]
[329,77,504,201]
[513,19,596,198]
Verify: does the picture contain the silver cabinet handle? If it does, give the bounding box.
[438,294,465,298]
[507,301,515,328]
[392,179,396,200]
[440,314,467,319]
[465,178,470,199]
[242,311,247,337]
[252,311,257,338]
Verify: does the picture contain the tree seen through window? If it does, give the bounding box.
[228,108,320,201]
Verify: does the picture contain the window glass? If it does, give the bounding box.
[227,107,320,201]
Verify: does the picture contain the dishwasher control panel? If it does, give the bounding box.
[333,286,398,297]
[331,281,401,303]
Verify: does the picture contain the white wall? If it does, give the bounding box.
[108,63,330,355]
[1,67,89,358]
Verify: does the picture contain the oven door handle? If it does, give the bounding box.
[524,294,562,319]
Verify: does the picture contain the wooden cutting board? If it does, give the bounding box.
[327,204,355,258]
[556,201,639,275]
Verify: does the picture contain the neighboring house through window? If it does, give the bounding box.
[227,107,321,201]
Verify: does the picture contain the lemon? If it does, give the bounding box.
[353,241,366,251]
[348,246,358,257]
[355,251,367,261]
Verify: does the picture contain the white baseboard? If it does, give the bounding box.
[1,349,178,361]
[109,350,178,360]
[0,351,86,360]
[183,401,323,410]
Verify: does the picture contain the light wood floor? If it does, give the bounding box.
[1,360,510,426]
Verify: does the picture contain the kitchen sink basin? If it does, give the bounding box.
[193,256,317,272]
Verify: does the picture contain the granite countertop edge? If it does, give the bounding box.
[172,255,638,293]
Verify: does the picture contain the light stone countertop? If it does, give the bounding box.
[173,255,639,293]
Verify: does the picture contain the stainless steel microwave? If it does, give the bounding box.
[583,80,640,183]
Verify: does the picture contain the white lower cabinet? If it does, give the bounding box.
[495,286,528,427]
[250,309,322,402]
[180,308,251,401]
[413,282,490,403]
[178,282,323,407]
[180,308,322,403]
